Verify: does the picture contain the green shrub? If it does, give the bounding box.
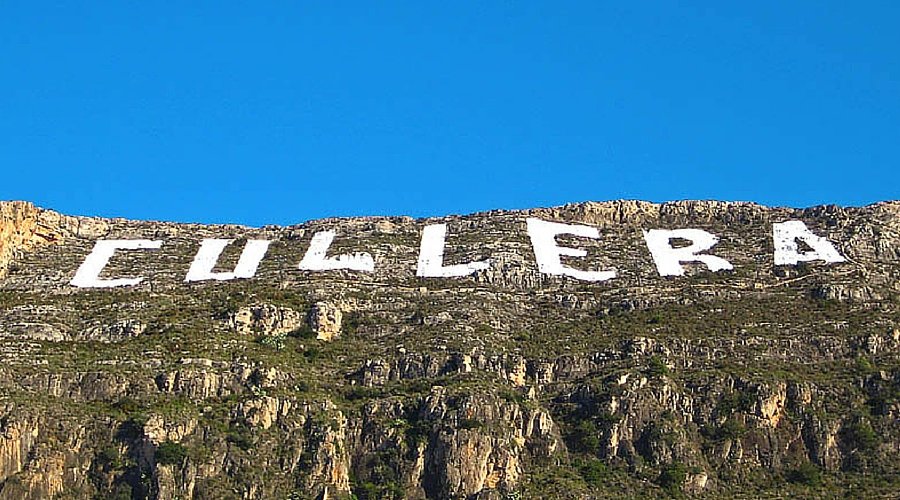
[256,333,287,350]
[647,356,670,377]
[855,356,875,374]
[303,347,321,362]
[112,397,142,416]
[97,445,124,469]
[352,481,404,500]
[787,462,822,486]
[577,458,608,486]
[344,313,375,335]
[571,420,600,454]
[718,391,755,413]
[644,422,678,447]
[404,418,431,448]
[346,386,382,401]
[715,418,746,442]
[659,462,688,493]
[513,331,533,342]
[500,388,526,404]
[227,426,254,451]
[155,441,187,466]
[844,418,878,452]
[473,323,494,335]
[459,419,484,430]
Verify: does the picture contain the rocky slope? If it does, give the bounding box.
[0,199,897,499]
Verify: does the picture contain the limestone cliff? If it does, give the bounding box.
[0,199,897,498]
[0,202,58,278]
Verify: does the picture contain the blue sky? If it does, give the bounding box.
[1,2,898,226]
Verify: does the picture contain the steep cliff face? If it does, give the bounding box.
[0,202,56,278]
[0,200,897,498]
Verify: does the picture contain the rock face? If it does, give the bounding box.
[0,414,39,482]
[0,202,61,278]
[230,304,306,336]
[310,302,343,341]
[0,199,898,498]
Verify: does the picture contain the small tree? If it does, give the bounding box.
[787,462,822,486]
[577,458,608,486]
[844,418,878,452]
[571,420,600,454]
[648,356,670,377]
[659,462,688,493]
[155,441,187,466]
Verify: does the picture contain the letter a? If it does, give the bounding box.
[773,220,845,266]
[185,239,271,282]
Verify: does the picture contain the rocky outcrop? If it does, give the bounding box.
[0,202,58,278]
[229,304,306,336]
[0,416,96,500]
[78,320,147,342]
[309,302,343,341]
[418,388,563,497]
[303,407,352,496]
[0,415,38,483]
[154,360,284,399]
[234,396,293,430]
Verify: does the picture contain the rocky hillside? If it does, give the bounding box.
[0,199,898,499]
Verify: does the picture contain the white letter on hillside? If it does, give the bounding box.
[416,224,489,277]
[185,239,272,282]
[773,220,846,266]
[643,229,733,277]
[298,230,374,272]
[526,218,616,282]
[70,240,163,288]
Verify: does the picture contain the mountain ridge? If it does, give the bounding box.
[6,197,900,227]
[0,199,897,498]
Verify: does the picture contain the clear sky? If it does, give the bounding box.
[1,2,898,226]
